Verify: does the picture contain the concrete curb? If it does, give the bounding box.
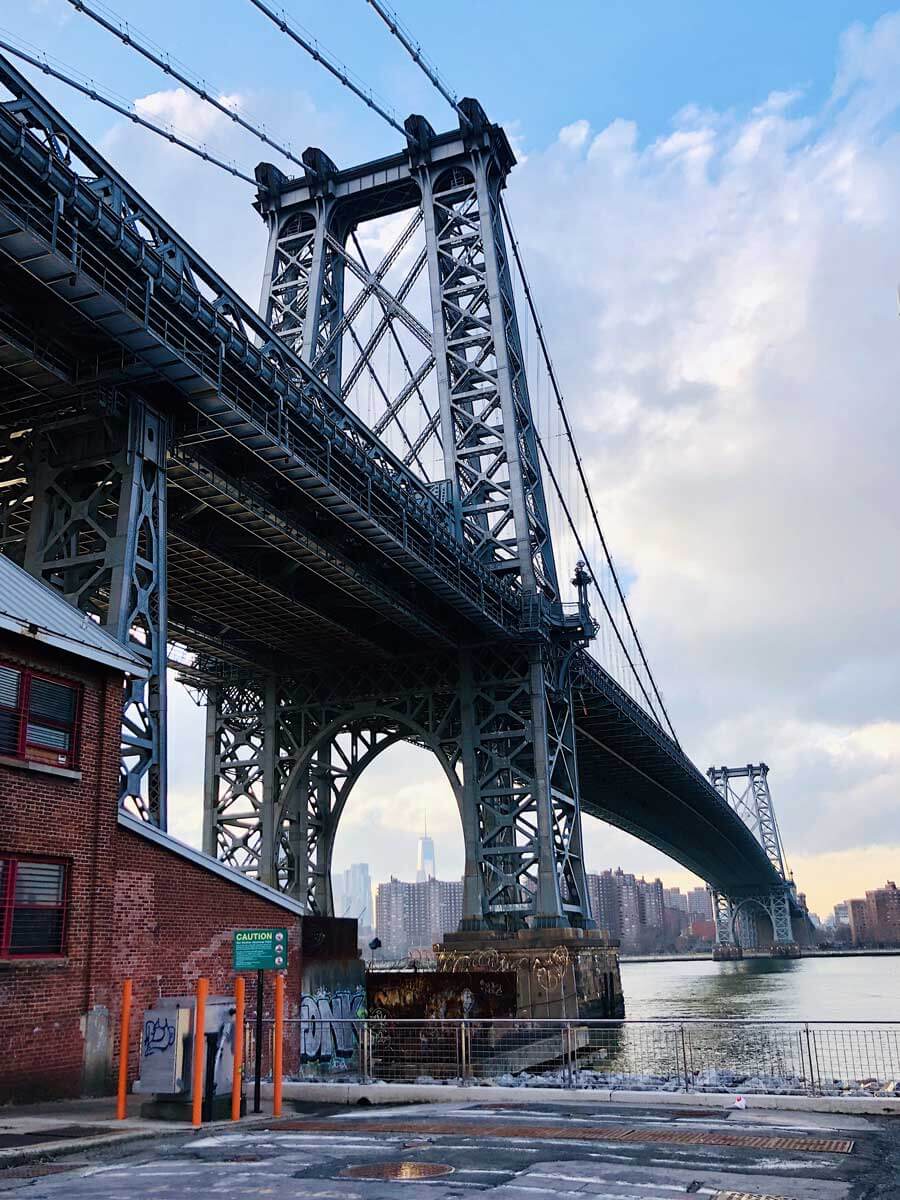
[0,1113,278,1171]
[271,1080,900,1117]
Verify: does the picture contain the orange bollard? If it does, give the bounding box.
[115,978,133,1120]
[191,977,209,1128]
[273,973,284,1118]
[231,975,245,1121]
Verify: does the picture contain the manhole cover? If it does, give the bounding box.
[341,1162,454,1181]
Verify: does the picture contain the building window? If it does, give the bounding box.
[0,663,80,768]
[0,857,69,958]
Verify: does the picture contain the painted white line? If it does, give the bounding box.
[530,1174,691,1191]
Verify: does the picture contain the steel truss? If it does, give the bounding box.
[242,101,590,928]
[21,396,168,822]
[0,58,795,934]
[257,99,557,600]
[201,640,593,929]
[708,763,797,954]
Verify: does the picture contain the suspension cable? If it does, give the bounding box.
[64,0,307,172]
[355,0,674,734]
[533,422,666,728]
[501,196,680,743]
[0,37,256,183]
[246,0,407,136]
[363,0,470,127]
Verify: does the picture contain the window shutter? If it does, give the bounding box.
[26,677,75,758]
[0,666,21,756]
[0,665,19,708]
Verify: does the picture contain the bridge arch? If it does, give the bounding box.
[279,702,464,915]
[729,897,775,950]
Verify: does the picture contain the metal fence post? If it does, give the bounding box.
[803,1023,817,1095]
[679,1025,690,1092]
[565,1022,575,1089]
[460,1021,470,1085]
[360,1021,370,1083]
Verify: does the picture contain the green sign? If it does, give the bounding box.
[233,927,288,971]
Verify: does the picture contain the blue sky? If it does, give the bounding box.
[7,2,900,914]
[13,1,898,164]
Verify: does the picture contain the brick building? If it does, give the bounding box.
[374,876,463,957]
[843,882,900,947]
[0,557,303,1101]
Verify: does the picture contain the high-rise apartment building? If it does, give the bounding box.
[865,881,900,944]
[638,877,665,930]
[586,870,621,938]
[664,887,689,914]
[375,876,463,957]
[332,862,373,931]
[687,887,713,920]
[848,897,869,946]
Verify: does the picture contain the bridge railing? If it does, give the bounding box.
[245,1015,900,1099]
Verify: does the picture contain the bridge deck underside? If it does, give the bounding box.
[573,654,785,896]
[0,92,785,903]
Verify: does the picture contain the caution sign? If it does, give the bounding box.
[233,927,288,971]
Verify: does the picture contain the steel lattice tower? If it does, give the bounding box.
[202,101,595,930]
[707,763,799,955]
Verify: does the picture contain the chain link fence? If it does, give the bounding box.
[245,1016,900,1098]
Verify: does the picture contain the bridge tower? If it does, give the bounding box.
[201,100,597,933]
[707,764,800,958]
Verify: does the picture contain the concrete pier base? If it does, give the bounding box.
[436,927,624,1019]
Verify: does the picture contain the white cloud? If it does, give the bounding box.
[96,19,900,914]
[134,87,244,141]
[500,13,900,907]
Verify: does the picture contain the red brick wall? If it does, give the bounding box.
[0,631,122,1101]
[0,631,301,1102]
[112,827,301,1088]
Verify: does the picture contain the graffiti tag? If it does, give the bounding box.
[142,1017,176,1057]
[300,986,365,1065]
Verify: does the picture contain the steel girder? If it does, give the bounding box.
[0,55,521,645]
[21,399,168,822]
[255,99,559,603]
[707,763,789,883]
[707,763,798,952]
[200,644,593,930]
[713,887,795,951]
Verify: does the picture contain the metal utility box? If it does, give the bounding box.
[134,994,237,1118]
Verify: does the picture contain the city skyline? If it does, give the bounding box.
[336,827,897,952]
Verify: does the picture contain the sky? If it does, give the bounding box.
[7,1,900,918]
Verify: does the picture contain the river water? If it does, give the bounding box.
[620,955,899,1021]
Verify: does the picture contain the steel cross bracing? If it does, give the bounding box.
[707,763,799,954]
[707,763,789,882]
[256,100,558,600]
[0,55,795,931]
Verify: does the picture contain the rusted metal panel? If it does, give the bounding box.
[301,915,358,960]
[367,970,517,1019]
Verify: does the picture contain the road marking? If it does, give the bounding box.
[283,1119,853,1154]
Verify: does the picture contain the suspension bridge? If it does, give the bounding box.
[0,1,805,954]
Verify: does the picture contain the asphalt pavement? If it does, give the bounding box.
[0,1098,896,1199]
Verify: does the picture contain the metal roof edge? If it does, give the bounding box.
[116,811,307,916]
[0,609,149,677]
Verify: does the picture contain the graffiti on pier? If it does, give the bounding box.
[300,986,366,1064]
[367,971,516,1020]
